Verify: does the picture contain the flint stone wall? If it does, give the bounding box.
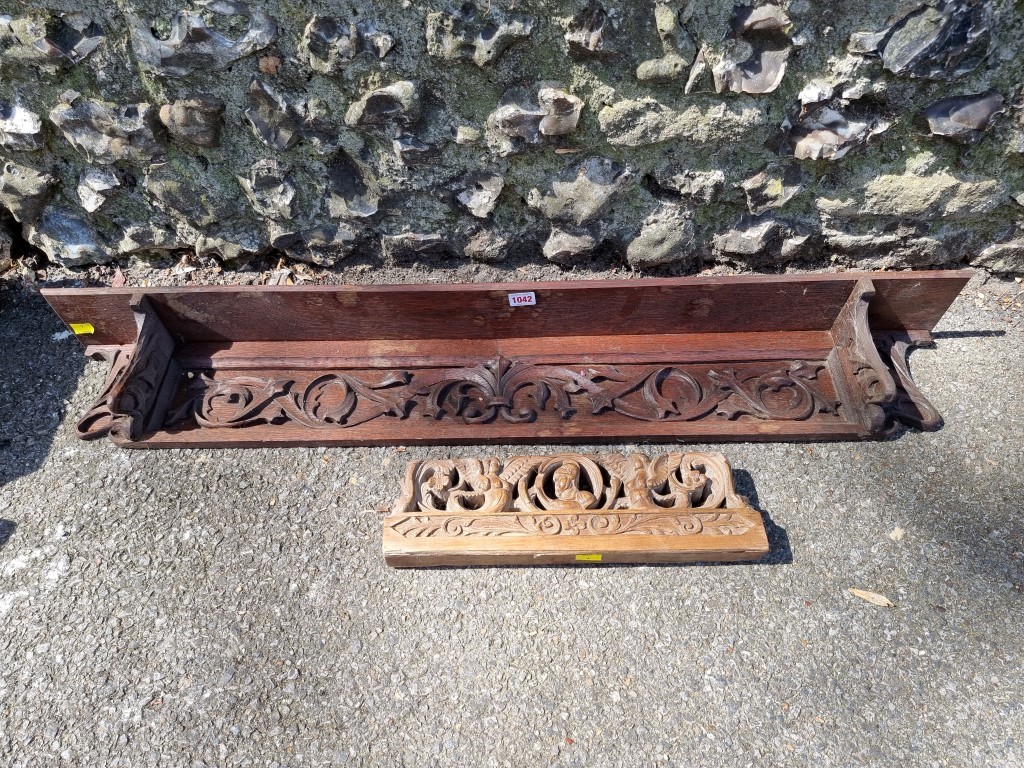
[0,0,1022,274]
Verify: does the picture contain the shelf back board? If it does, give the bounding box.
[42,271,972,347]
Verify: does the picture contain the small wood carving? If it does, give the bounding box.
[383,452,770,566]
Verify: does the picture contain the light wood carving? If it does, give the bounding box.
[383,451,770,566]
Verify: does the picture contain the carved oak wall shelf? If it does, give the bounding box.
[41,270,970,448]
[383,451,769,567]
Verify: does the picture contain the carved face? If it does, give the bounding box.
[553,462,580,499]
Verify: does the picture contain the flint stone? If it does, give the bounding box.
[77,169,120,213]
[425,6,533,67]
[740,161,805,214]
[393,135,440,165]
[484,84,581,154]
[713,216,782,264]
[781,234,812,260]
[970,238,1024,275]
[0,160,56,223]
[145,161,231,227]
[638,4,695,81]
[49,99,165,165]
[270,222,358,266]
[778,105,890,161]
[345,81,420,128]
[127,1,276,78]
[528,157,633,225]
[116,223,183,255]
[2,12,103,70]
[823,227,960,268]
[537,88,583,136]
[26,207,109,266]
[656,169,726,203]
[300,16,393,74]
[543,225,598,265]
[566,4,614,58]
[245,79,303,151]
[238,159,294,221]
[457,172,504,218]
[924,91,1004,145]
[463,230,512,263]
[485,102,545,156]
[326,151,379,219]
[0,104,44,150]
[636,54,690,84]
[159,96,225,148]
[689,4,792,96]
[626,205,697,270]
[848,0,990,80]
[195,230,267,261]
[381,233,451,264]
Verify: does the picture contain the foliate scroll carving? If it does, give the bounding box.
[386,451,759,540]
[875,332,943,431]
[76,348,132,440]
[829,278,898,433]
[74,297,178,442]
[164,356,839,432]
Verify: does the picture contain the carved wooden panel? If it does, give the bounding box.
[383,451,770,566]
[42,271,970,448]
[162,358,842,430]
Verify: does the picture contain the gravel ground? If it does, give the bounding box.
[1,269,1022,768]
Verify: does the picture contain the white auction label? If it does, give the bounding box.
[507,291,537,307]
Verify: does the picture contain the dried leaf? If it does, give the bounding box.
[848,587,894,607]
[111,266,126,287]
[554,147,581,154]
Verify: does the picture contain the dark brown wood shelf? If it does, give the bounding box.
[42,270,971,448]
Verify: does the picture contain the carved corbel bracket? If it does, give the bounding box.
[874,332,943,432]
[383,451,770,566]
[75,295,179,443]
[828,278,899,434]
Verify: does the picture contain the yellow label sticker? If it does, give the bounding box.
[575,553,602,562]
[69,323,95,335]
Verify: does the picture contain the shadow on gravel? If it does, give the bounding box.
[932,330,1006,339]
[0,284,85,487]
[734,468,793,565]
[0,519,15,551]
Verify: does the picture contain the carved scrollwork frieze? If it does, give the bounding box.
[391,452,749,519]
[163,356,840,432]
[385,451,760,541]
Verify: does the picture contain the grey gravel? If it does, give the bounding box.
[0,270,1022,767]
